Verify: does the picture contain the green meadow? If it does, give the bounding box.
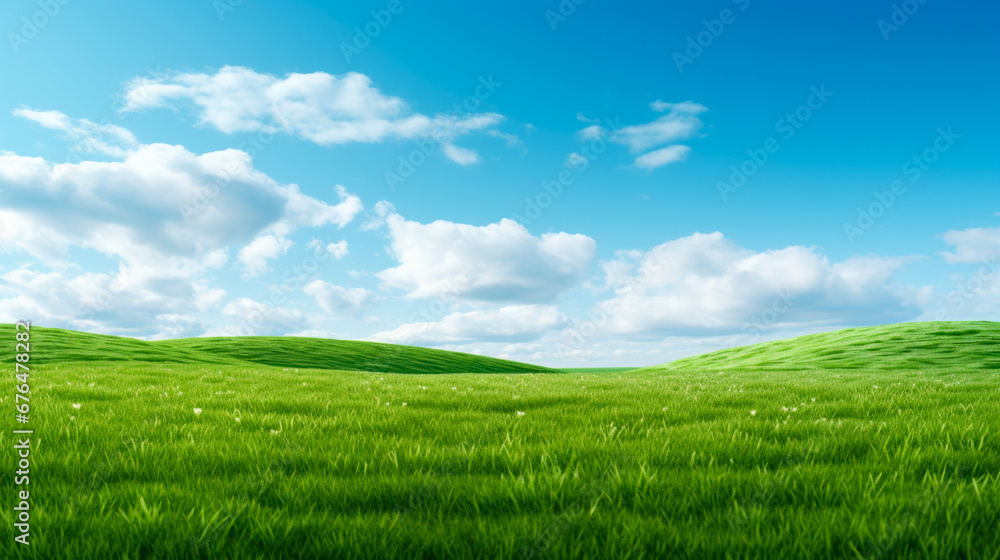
[2,322,999,559]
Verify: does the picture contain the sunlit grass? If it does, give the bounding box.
[2,322,999,558]
[2,360,998,558]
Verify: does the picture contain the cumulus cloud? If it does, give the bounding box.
[591,232,922,336]
[377,213,596,303]
[303,280,377,317]
[0,118,362,336]
[0,268,224,338]
[307,239,349,259]
[941,226,1000,264]
[369,305,566,345]
[361,200,396,231]
[0,143,361,268]
[238,235,294,277]
[120,66,504,164]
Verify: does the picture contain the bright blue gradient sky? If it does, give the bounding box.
[1,0,998,366]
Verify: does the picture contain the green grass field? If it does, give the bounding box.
[2,322,999,559]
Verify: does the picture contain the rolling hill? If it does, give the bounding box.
[0,324,556,373]
[642,321,1000,372]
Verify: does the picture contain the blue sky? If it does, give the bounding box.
[1,0,998,366]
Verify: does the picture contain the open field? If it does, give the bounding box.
[2,322,1000,558]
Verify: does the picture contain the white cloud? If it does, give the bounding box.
[941,226,1000,264]
[0,119,362,337]
[12,108,139,159]
[633,145,691,170]
[361,200,396,231]
[578,124,604,140]
[378,214,596,303]
[307,239,348,259]
[237,235,294,277]
[650,100,706,114]
[487,129,524,149]
[218,297,310,336]
[610,102,707,152]
[442,142,480,166]
[0,268,223,339]
[0,142,361,269]
[370,305,566,345]
[303,280,376,317]
[120,66,504,163]
[574,101,706,171]
[592,232,922,336]
[564,152,588,169]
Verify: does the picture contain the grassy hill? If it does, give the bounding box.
[0,324,556,373]
[642,321,1000,372]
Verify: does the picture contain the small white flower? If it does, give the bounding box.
[750,410,757,416]
[235,418,241,423]
[385,402,390,406]
[70,416,76,421]
[782,407,788,412]
[270,429,280,435]
[303,382,307,386]
[516,410,526,417]
[402,403,407,407]
[72,403,81,409]
[193,408,202,415]
[662,407,668,411]
[874,385,879,389]
[811,398,816,402]
[791,407,798,412]
[452,387,457,391]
